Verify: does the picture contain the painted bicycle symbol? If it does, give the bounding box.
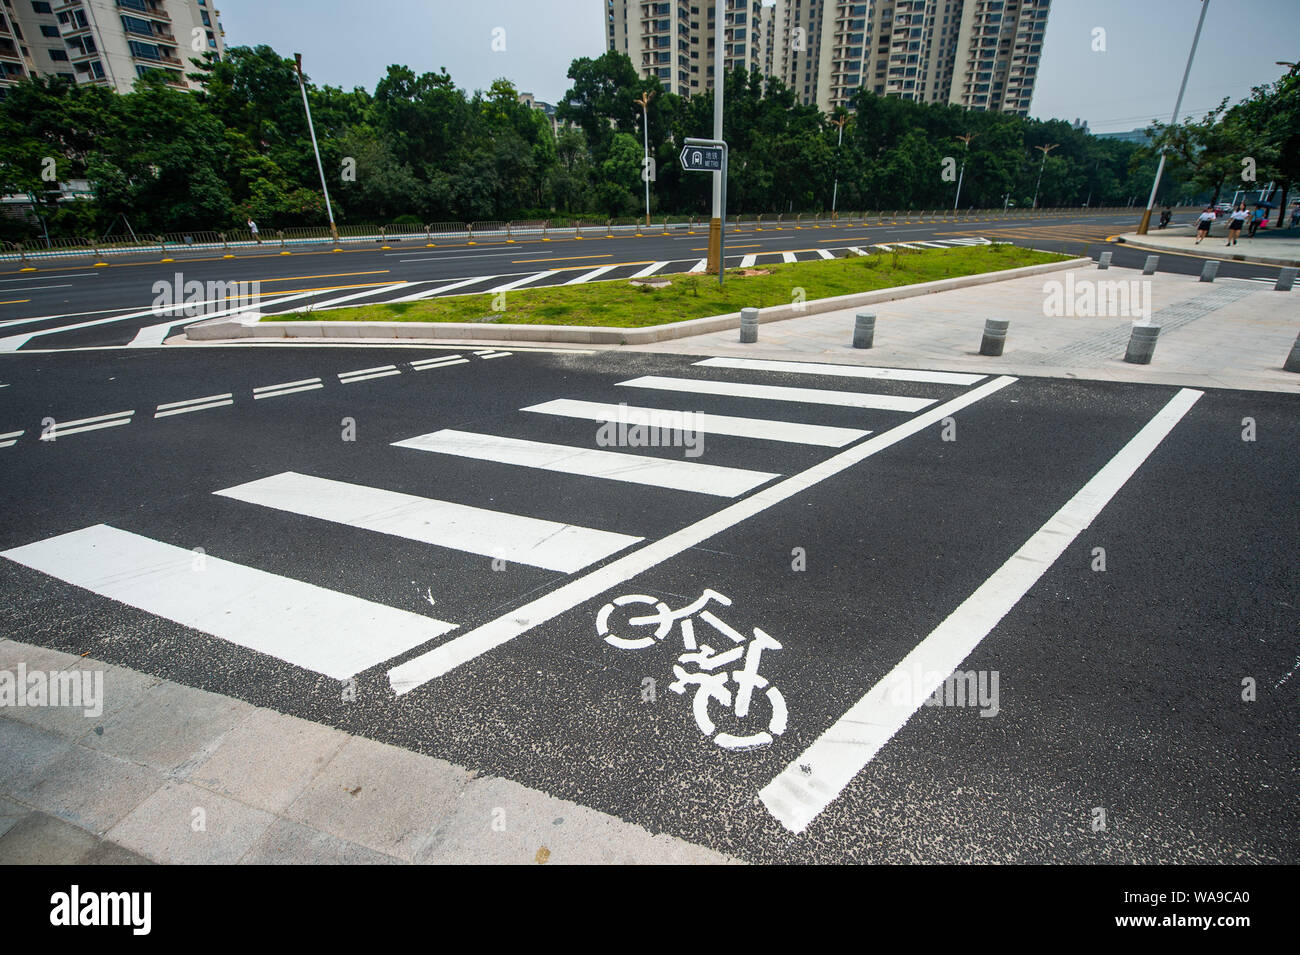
[596,589,788,750]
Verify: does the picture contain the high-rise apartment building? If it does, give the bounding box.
[608,0,1049,116]
[0,0,225,94]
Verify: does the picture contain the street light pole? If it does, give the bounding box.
[707,0,724,275]
[294,53,338,244]
[1031,143,1058,209]
[830,115,847,218]
[635,91,654,230]
[1137,0,1209,235]
[953,133,975,211]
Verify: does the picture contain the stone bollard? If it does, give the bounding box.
[1275,267,1297,292]
[1098,251,1112,269]
[1200,260,1219,282]
[852,312,875,349]
[1124,323,1161,364]
[1143,254,1159,275]
[1284,332,1300,373]
[740,307,759,343]
[979,318,1010,357]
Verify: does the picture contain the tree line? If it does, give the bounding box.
[0,44,1256,241]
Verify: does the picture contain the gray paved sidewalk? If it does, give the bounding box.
[629,263,1300,394]
[0,640,737,865]
[1118,222,1300,266]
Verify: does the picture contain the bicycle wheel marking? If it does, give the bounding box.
[597,589,787,750]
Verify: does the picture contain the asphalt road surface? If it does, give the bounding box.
[1,345,1295,863]
[1,211,1288,352]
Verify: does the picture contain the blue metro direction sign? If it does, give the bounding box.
[680,145,724,172]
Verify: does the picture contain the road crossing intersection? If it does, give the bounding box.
[0,345,1295,862]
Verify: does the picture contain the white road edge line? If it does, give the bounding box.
[759,386,1204,834]
[387,375,1018,695]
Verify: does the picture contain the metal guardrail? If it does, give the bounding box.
[0,207,1189,264]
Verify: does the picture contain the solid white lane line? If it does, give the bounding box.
[694,357,985,386]
[254,377,321,393]
[630,261,668,278]
[388,376,1017,694]
[156,393,234,411]
[392,429,778,497]
[815,249,835,259]
[485,271,559,293]
[617,376,934,412]
[759,387,1204,834]
[1,524,457,681]
[564,265,618,285]
[214,472,643,574]
[781,252,798,263]
[155,400,233,419]
[385,276,490,303]
[0,284,73,292]
[523,399,870,447]
[740,255,757,268]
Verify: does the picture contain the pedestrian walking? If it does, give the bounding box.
[1194,206,1215,243]
[247,218,260,244]
[1226,203,1248,245]
[1248,205,1266,238]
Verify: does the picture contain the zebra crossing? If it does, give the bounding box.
[2,356,1002,693]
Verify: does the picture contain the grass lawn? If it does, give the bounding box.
[269,243,1070,328]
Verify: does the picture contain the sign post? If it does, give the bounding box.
[681,138,728,285]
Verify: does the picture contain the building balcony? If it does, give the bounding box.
[116,1,170,22]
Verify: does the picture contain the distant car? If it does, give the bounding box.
[1213,202,1233,213]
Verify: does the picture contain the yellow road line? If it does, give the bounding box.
[0,298,31,305]
[692,244,762,250]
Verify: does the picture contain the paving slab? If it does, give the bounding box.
[105,781,277,865]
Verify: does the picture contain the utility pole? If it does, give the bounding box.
[953,133,975,211]
[707,0,724,275]
[1137,0,1209,234]
[830,114,848,218]
[294,53,338,244]
[1031,143,1058,209]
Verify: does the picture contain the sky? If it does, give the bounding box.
[216,0,1300,132]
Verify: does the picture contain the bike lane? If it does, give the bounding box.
[379,376,1192,860]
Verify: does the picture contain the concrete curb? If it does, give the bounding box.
[1117,233,1300,267]
[184,256,1091,347]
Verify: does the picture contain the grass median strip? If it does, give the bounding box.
[267,244,1068,329]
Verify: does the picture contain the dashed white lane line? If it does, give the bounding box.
[629,261,669,279]
[338,364,401,384]
[40,411,133,439]
[253,377,323,400]
[1,524,458,681]
[617,375,936,412]
[155,394,234,419]
[0,429,24,448]
[759,387,1205,834]
[388,376,1018,694]
[411,355,469,370]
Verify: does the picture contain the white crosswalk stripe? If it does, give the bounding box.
[781,251,798,263]
[564,265,619,285]
[688,258,708,272]
[695,357,984,386]
[815,249,835,259]
[485,271,559,293]
[630,261,669,278]
[1,525,457,681]
[616,376,936,412]
[385,275,490,303]
[392,429,779,497]
[214,472,642,574]
[740,255,757,267]
[522,398,871,447]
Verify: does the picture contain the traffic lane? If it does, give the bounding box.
[0,212,1145,322]
[816,385,1300,863]
[372,377,1185,862]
